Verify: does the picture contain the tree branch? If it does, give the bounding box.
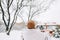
[6,0,10,31]
[7,0,20,35]
[0,0,8,31]
[28,6,32,21]
[9,0,13,7]
[30,0,54,20]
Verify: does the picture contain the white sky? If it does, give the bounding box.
[32,0,60,24]
[0,0,60,25]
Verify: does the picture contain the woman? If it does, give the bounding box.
[22,20,48,40]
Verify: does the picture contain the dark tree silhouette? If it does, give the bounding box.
[0,0,27,35]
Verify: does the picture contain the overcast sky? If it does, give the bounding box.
[31,0,60,24]
[0,0,60,25]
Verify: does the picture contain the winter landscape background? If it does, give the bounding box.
[0,0,60,40]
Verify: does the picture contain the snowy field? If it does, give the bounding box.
[0,30,60,40]
[0,25,60,40]
[0,30,23,40]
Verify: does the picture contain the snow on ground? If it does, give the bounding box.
[0,23,26,33]
[0,30,60,40]
[0,30,23,40]
[48,36,60,40]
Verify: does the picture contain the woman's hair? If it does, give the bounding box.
[27,20,35,29]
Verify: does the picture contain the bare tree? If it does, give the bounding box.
[0,0,28,35]
[26,0,55,21]
[0,0,16,35]
[0,0,55,35]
